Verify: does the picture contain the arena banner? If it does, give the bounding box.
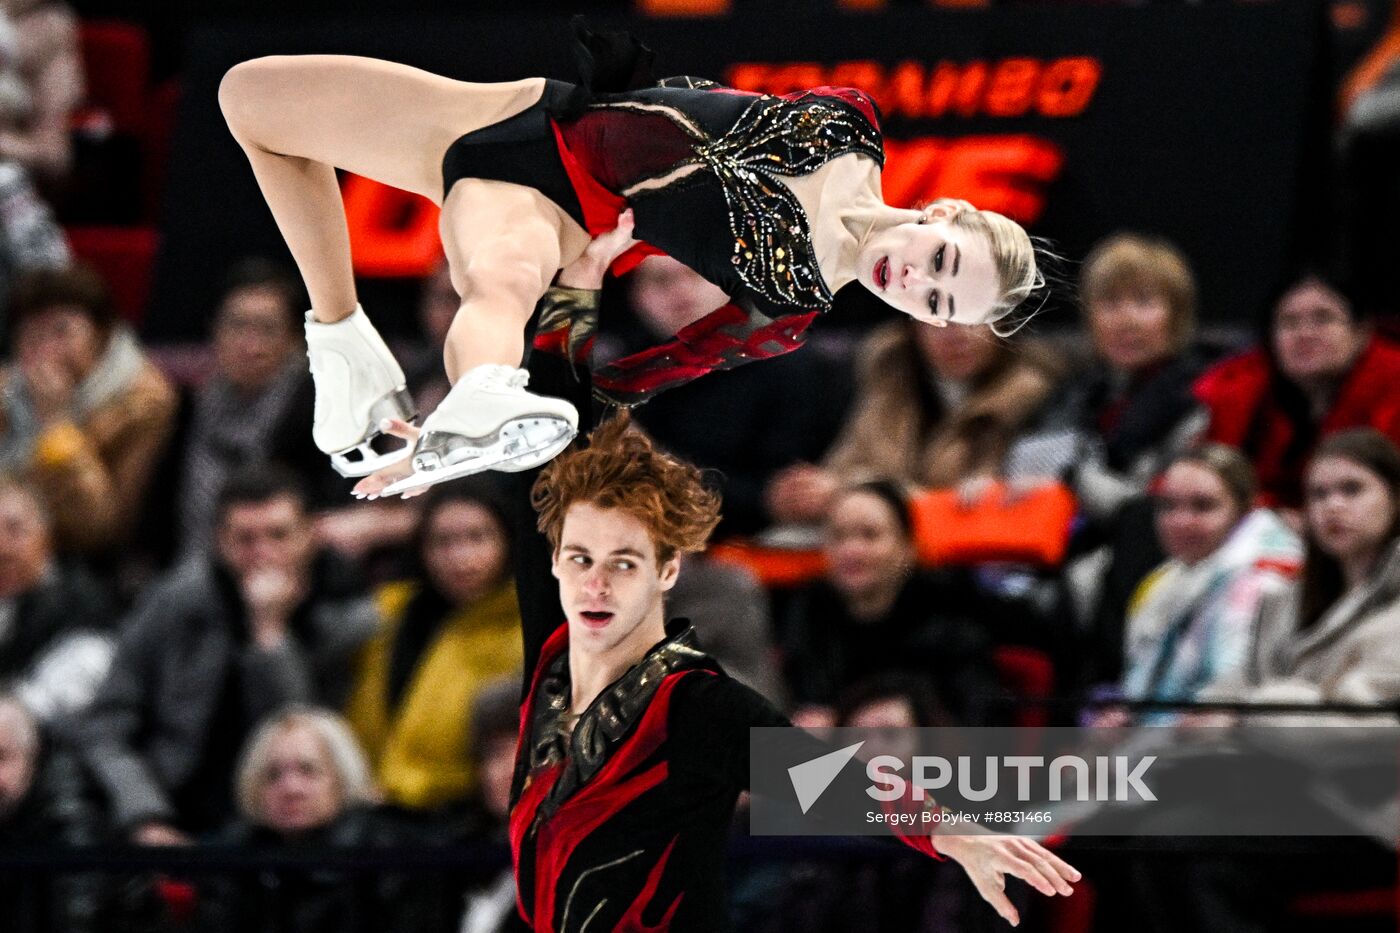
[152,3,1325,341]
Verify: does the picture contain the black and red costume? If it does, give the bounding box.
[440,45,884,406]
[505,611,942,933]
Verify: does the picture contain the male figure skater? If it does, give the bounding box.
[509,416,1077,930]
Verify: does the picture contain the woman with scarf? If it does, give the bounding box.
[0,265,175,555]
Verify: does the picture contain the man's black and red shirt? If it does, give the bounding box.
[507,618,940,932]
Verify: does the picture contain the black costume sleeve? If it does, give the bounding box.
[508,290,607,693]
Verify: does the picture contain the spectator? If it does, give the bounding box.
[457,677,530,933]
[668,554,787,707]
[0,692,102,933]
[67,465,378,840]
[603,256,853,536]
[345,479,522,813]
[1203,428,1400,713]
[1013,233,1211,516]
[0,0,82,181]
[767,318,1059,525]
[140,257,329,566]
[0,474,113,721]
[1091,445,1301,725]
[780,482,1005,728]
[1195,267,1400,511]
[0,265,176,556]
[200,707,438,933]
[1114,431,1400,933]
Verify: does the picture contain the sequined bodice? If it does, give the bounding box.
[576,83,885,314]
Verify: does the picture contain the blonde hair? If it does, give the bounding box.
[919,198,1044,336]
[235,707,379,824]
[1079,232,1198,351]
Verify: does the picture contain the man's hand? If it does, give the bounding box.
[241,567,304,648]
[21,356,76,425]
[765,463,840,525]
[558,209,639,290]
[936,826,1080,927]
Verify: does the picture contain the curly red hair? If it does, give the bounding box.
[531,413,721,565]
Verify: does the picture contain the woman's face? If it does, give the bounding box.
[1088,289,1175,374]
[1272,280,1362,384]
[857,215,1000,327]
[256,725,342,836]
[914,321,1000,382]
[1154,461,1243,566]
[423,501,510,605]
[824,491,915,600]
[1306,456,1395,564]
[15,306,105,381]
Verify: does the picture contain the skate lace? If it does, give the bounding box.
[475,365,530,391]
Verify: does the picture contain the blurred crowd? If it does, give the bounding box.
[1,1,1400,931]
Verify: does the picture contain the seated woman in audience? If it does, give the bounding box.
[201,707,436,933]
[1202,428,1400,714]
[1091,445,1301,726]
[780,481,1005,727]
[765,313,1058,525]
[1011,232,1212,522]
[0,265,175,556]
[1195,266,1400,512]
[345,479,522,814]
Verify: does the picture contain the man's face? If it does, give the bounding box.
[551,503,679,657]
[215,495,314,580]
[212,285,299,392]
[0,489,51,598]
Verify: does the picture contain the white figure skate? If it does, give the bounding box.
[304,305,417,477]
[381,364,577,496]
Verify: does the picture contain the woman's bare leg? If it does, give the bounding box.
[439,178,591,380]
[218,54,550,322]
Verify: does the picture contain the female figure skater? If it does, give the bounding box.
[218,22,1041,495]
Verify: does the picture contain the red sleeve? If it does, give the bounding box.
[592,303,818,407]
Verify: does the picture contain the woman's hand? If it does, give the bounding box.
[352,418,425,500]
[936,826,1080,927]
[557,209,639,290]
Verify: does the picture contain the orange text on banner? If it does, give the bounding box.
[726,58,1102,120]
